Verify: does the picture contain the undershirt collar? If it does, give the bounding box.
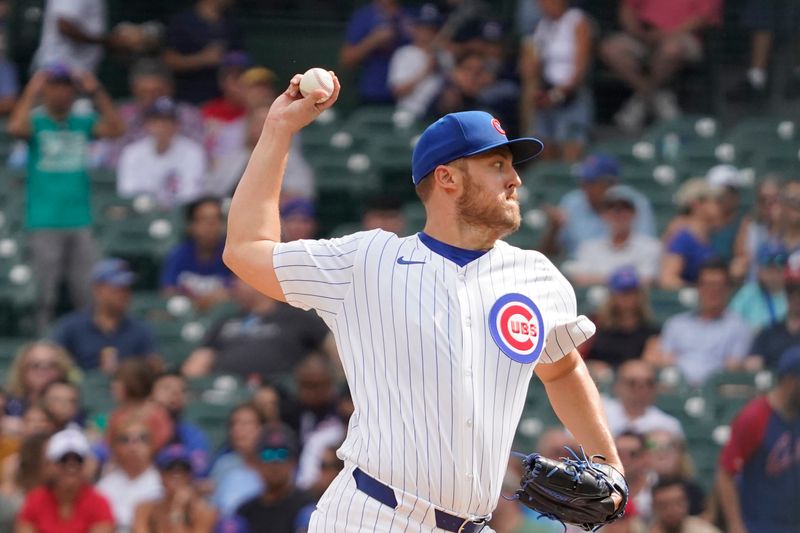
[418,232,489,267]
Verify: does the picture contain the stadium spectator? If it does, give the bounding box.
[305,444,343,500]
[706,165,750,280]
[604,360,683,438]
[200,51,249,124]
[97,413,163,531]
[230,425,313,533]
[540,153,656,258]
[388,4,444,120]
[717,346,800,533]
[650,477,720,533]
[659,179,722,289]
[339,0,413,104]
[0,0,18,115]
[16,428,114,533]
[741,176,782,280]
[777,180,800,251]
[749,251,800,370]
[4,341,76,418]
[31,0,142,73]
[281,355,341,445]
[252,385,282,428]
[41,380,82,431]
[117,96,207,208]
[17,405,56,440]
[584,267,660,371]
[428,52,512,122]
[646,429,706,516]
[281,198,318,242]
[0,433,48,531]
[569,186,662,286]
[727,0,800,101]
[208,403,264,516]
[614,431,652,527]
[51,258,158,372]
[131,444,217,533]
[654,260,752,384]
[519,0,592,162]
[599,0,721,131]
[182,277,332,380]
[162,0,244,104]
[160,197,232,312]
[361,194,407,234]
[150,372,210,474]
[729,241,788,332]
[99,58,205,168]
[7,65,124,332]
[107,359,174,454]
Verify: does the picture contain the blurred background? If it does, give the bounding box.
[0,0,799,532]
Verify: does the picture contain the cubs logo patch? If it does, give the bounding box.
[488,293,545,364]
[491,118,506,135]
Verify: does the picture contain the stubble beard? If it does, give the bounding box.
[455,171,521,240]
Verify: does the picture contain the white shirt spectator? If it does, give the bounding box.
[660,311,752,385]
[33,0,106,72]
[571,233,662,282]
[388,45,443,119]
[295,418,346,491]
[96,466,162,531]
[117,135,207,207]
[528,7,586,86]
[603,396,684,438]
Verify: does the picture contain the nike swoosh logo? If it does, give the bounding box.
[397,256,426,265]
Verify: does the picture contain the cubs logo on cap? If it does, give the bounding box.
[488,293,545,364]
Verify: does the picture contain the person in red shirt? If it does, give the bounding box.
[15,428,114,533]
[201,51,250,124]
[599,0,721,132]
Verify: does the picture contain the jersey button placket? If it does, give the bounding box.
[454,266,474,510]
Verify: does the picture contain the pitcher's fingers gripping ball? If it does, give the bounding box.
[299,68,335,103]
[514,447,628,531]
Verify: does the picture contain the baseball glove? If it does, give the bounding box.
[514,447,628,532]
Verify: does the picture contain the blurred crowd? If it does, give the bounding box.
[0,0,798,532]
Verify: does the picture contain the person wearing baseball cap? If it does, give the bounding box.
[729,240,788,331]
[50,258,158,372]
[540,153,656,258]
[131,444,217,532]
[229,426,314,533]
[7,62,124,332]
[569,184,662,287]
[202,51,252,124]
[705,165,749,276]
[749,250,800,370]
[718,345,800,533]
[17,428,115,532]
[117,95,207,208]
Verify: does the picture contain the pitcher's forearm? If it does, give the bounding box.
[227,120,294,247]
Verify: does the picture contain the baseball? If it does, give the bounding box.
[299,67,334,103]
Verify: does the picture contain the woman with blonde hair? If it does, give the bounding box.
[4,341,77,418]
[646,429,706,516]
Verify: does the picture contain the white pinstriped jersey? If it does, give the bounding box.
[273,229,595,517]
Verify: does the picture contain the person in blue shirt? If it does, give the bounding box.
[161,196,233,312]
[729,241,788,331]
[151,371,211,475]
[340,0,414,103]
[660,179,722,289]
[50,258,158,372]
[540,153,656,258]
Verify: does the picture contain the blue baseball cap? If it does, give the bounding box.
[777,346,800,378]
[415,3,442,26]
[42,63,73,84]
[608,266,640,293]
[757,241,788,267]
[411,111,543,185]
[91,258,135,287]
[156,444,196,474]
[579,154,621,183]
[281,198,316,219]
[144,96,178,120]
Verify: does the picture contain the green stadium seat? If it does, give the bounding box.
[725,117,798,167]
[641,116,722,148]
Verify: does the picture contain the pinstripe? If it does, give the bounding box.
[271,230,594,527]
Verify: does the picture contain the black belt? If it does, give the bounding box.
[352,468,489,533]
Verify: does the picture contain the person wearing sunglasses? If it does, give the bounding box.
[131,444,216,533]
[97,416,163,532]
[604,359,683,439]
[4,341,76,419]
[15,428,114,533]
[226,426,313,533]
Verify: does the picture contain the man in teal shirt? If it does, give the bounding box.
[7,63,124,331]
